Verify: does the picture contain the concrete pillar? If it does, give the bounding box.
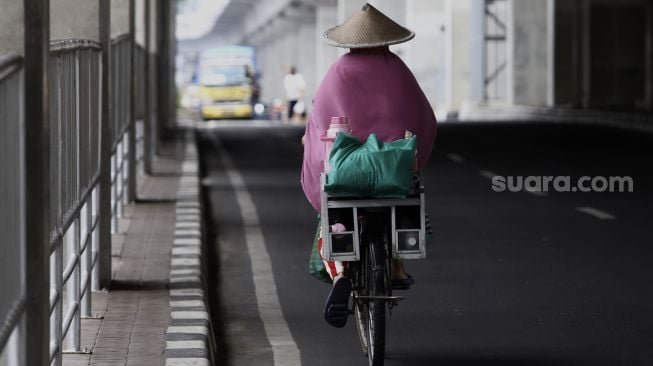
[23,0,50,363]
[451,0,471,112]
[297,21,317,108]
[509,0,552,107]
[315,4,338,85]
[50,0,100,41]
[0,0,24,55]
[135,0,146,48]
[128,0,137,202]
[468,0,485,105]
[98,0,112,290]
[404,0,450,115]
[111,0,130,39]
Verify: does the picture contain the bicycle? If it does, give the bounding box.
[321,175,426,366]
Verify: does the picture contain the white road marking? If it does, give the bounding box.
[171,311,209,320]
[165,358,209,366]
[166,340,205,349]
[217,139,302,366]
[447,153,466,163]
[171,258,200,266]
[170,268,201,276]
[576,206,616,220]
[170,289,204,297]
[478,170,499,179]
[167,326,209,336]
[170,300,205,308]
[172,247,201,256]
[169,276,201,284]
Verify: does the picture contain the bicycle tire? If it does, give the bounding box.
[366,238,386,366]
[354,250,370,356]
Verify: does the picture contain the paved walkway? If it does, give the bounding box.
[64,140,183,366]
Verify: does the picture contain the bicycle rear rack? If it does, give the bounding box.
[354,295,404,301]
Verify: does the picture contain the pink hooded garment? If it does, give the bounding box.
[301,47,437,211]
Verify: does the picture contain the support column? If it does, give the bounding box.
[469,0,485,104]
[157,0,173,139]
[143,0,153,174]
[510,0,552,107]
[98,0,112,289]
[127,0,137,201]
[315,4,338,84]
[23,0,50,363]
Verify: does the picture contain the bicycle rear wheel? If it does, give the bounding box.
[354,237,386,366]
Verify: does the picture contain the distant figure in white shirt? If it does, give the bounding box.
[283,65,306,122]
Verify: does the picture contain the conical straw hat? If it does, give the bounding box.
[323,3,415,48]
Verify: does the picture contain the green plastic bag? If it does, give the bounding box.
[324,132,416,198]
[309,219,331,284]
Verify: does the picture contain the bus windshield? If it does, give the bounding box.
[200,64,249,87]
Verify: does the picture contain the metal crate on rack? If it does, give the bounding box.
[320,173,427,261]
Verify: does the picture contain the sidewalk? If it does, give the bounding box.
[64,140,183,366]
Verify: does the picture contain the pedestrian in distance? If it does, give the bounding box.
[284,65,307,123]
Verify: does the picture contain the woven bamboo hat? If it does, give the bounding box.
[324,3,415,48]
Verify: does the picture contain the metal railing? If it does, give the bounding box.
[45,36,133,365]
[0,54,26,366]
[47,40,102,365]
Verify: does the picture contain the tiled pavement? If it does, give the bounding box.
[64,141,183,366]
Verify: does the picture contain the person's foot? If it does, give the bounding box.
[324,274,351,328]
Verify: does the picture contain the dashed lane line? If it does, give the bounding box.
[446,153,466,163]
[478,169,499,179]
[576,206,616,220]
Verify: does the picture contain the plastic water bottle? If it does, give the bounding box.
[321,116,351,172]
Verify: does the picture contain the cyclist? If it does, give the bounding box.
[300,3,437,327]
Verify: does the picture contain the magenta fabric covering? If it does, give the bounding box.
[301,47,437,211]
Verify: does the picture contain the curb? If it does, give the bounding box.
[165,132,216,366]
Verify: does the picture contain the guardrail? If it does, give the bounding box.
[45,36,134,366]
[0,53,26,366]
[47,39,103,365]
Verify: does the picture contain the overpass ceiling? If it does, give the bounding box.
[210,0,259,35]
[179,0,332,53]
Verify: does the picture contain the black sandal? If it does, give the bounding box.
[324,277,352,328]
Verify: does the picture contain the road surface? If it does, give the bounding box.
[197,121,653,366]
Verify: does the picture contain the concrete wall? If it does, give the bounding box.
[510,0,551,106]
[0,0,23,55]
[50,0,100,41]
[111,0,131,39]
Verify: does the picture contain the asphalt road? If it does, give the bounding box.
[198,121,653,366]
